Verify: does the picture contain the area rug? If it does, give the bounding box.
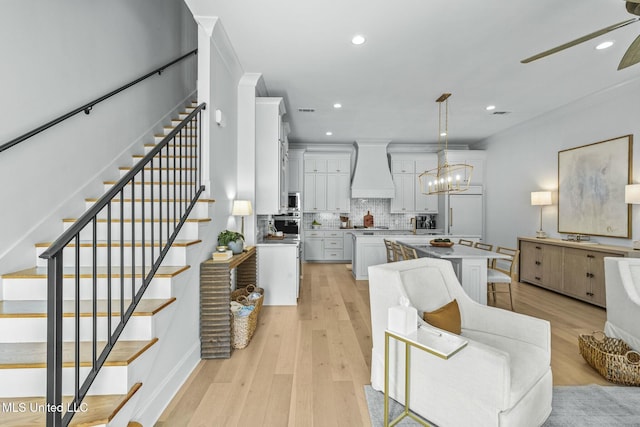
[364,384,640,426]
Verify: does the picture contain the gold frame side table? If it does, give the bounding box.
[384,327,467,427]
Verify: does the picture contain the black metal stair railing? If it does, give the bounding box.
[40,102,206,427]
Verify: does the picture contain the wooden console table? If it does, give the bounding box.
[518,237,639,308]
[200,246,257,358]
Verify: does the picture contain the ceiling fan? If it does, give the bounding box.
[521,0,640,70]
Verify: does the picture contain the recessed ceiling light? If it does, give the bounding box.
[326,131,333,136]
[351,35,366,45]
[440,132,447,137]
[596,41,614,50]
[486,105,496,111]
[333,103,342,109]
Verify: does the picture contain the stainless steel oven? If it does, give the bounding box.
[274,213,300,236]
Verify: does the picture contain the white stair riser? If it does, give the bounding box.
[145,144,198,155]
[0,366,128,398]
[129,157,197,169]
[35,244,194,268]
[0,314,156,343]
[63,220,201,241]
[1,274,181,301]
[87,200,210,220]
[103,183,197,199]
[119,168,198,182]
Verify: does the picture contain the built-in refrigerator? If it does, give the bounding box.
[439,186,484,237]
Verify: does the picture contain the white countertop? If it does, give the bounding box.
[399,241,510,259]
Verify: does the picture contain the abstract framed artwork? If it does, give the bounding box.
[558,135,633,238]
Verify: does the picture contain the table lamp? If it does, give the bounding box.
[625,184,640,249]
[231,200,252,236]
[531,191,552,238]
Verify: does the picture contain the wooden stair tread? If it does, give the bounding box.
[2,265,189,279]
[0,298,176,318]
[132,154,196,159]
[0,339,158,369]
[62,217,210,223]
[103,180,196,185]
[85,197,214,203]
[0,383,142,427]
[119,166,197,171]
[35,239,201,248]
[145,142,197,147]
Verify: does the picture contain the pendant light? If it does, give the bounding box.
[419,93,473,195]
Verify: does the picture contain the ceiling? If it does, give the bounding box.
[191,0,640,147]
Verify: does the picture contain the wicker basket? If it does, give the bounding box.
[578,331,640,386]
[230,286,264,349]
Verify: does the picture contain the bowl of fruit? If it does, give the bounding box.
[430,238,454,247]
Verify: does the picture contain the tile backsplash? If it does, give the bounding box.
[303,198,434,230]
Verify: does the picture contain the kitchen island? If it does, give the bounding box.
[350,232,480,280]
[255,236,301,305]
[399,241,510,305]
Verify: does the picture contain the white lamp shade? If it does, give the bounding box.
[625,184,640,204]
[531,191,552,206]
[231,200,253,216]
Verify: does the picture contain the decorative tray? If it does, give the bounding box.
[266,235,285,240]
[430,240,454,247]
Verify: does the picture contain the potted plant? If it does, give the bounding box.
[217,230,245,254]
[311,220,321,230]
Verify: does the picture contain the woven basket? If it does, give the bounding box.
[578,331,640,386]
[230,288,264,349]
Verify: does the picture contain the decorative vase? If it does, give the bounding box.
[228,239,244,254]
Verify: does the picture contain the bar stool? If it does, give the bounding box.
[458,239,474,247]
[474,241,494,267]
[487,247,519,311]
[400,244,418,260]
[391,241,404,261]
[383,239,396,262]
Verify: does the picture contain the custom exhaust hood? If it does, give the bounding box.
[351,140,395,198]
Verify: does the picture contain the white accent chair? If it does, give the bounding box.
[369,258,552,427]
[604,257,640,351]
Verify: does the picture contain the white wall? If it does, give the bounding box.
[479,77,640,249]
[0,0,197,272]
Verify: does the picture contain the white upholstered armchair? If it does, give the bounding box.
[604,257,640,351]
[368,258,552,427]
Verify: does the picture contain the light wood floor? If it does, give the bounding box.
[156,262,609,426]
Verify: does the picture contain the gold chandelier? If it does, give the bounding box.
[419,93,473,195]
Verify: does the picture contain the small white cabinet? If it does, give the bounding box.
[257,244,299,305]
[255,97,288,214]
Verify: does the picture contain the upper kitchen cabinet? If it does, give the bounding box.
[390,153,438,213]
[256,97,288,214]
[287,148,304,193]
[303,152,351,213]
[439,150,486,186]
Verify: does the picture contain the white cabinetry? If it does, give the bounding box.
[257,244,299,305]
[304,230,351,262]
[287,148,304,193]
[303,152,351,213]
[303,173,327,211]
[390,153,438,213]
[256,97,288,214]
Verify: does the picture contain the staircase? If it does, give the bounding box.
[0,102,213,426]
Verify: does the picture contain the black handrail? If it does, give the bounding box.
[42,102,206,426]
[0,49,198,154]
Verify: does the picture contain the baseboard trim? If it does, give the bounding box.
[131,341,200,425]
